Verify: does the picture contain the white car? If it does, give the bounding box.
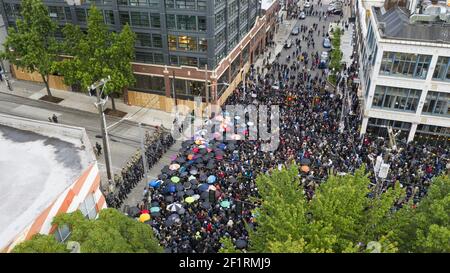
[304,1,311,8]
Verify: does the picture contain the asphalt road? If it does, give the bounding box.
[0,92,154,177]
[277,0,346,78]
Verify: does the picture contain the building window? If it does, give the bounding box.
[48,6,65,21]
[75,8,87,23]
[103,10,115,25]
[131,12,149,27]
[230,56,240,78]
[170,55,179,65]
[198,38,207,52]
[136,33,152,47]
[379,51,432,79]
[217,68,229,98]
[432,56,450,81]
[372,85,421,112]
[168,35,178,50]
[198,16,207,31]
[79,193,97,220]
[119,11,130,25]
[152,34,162,48]
[54,225,71,243]
[131,74,165,94]
[166,14,176,29]
[177,15,197,31]
[178,36,197,51]
[150,14,161,28]
[242,44,249,64]
[422,91,450,117]
[64,7,72,21]
[154,53,164,64]
[179,56,198,67]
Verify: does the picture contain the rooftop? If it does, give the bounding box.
[373,6,450,44]
[0,115,93,250]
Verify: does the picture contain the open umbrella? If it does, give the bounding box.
[234,116,241,120]
[168,214,180,222]
[190,169,198,175]
[199,174,208,182]
[231,134,242,140]
[150,207,160,213]
[164,219,175,227]
[200,191,209,200]
[201,202,212,209]
[185,189,195,196]
[176,184,184,192]
[301,165,310,173]
[300,158,311,165]
[165,196,174,203]
[167,203,183,212]
[192,194,200,200]
[190,179,198,185]
[220,200,231,208]
[208,185,217,191]
[148,179,161,188]
[177,207,186,215]
[139,213,151,223]
[176,157,186,164]
[128,207,141,217]
[161,166,170,173]
[183,182,192,189]
[167,184,176,193]
[215,154,224,160]
[218,143,226,150]
[185,196,195,203]
[247,121,255,126]
[177,191,186,198]
[151,211,161,218]
[180,172,188,178]
[235,239,247,249]
[187,154,195,160]
[169,163,181,170]
[207,175,217,184]
[188,175,197,181]
[171,176,181,183]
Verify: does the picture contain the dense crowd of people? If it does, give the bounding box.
[105,126,174,208]
[125,2,449,253]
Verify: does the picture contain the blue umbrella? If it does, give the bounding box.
[218,143,226,150]
[207,175,217,184]
[168,184,176,193]
[198,184,209,192]
[150,207,160,213]
[149,179,161,188]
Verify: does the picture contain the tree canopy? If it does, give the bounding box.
[220,164,449,253]
[13,208,163,253]
[57,5,136,109]
[0,0,59,97]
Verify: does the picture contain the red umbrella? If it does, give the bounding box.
[140,209,149,215]
[193,147,199,153]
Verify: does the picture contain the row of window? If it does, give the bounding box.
[118,0,160,8]
[119,11,161,27]
[372,85,450,117]
[135,33,163,48]
[135,52,164,64]
[379,52,450,82]
[168,35,207,52]
[165,0,207,11]
[166,14,206,32]
[169,55,208,68]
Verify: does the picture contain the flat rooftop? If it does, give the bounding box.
[373,6,450,44]
[0,119,92,250]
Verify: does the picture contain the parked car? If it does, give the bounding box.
[323,38,331,48]
[319,51,329,69]
[299,11,306,19]
[291,26,300,35]
[284,39,293,49]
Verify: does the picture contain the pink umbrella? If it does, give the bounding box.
[170,155,177,161]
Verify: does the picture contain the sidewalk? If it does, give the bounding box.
[0,78,175,129]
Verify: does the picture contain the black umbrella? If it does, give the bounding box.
[199,174,207,182]
[165,196,174,203]
[201,202,211,209]
[176,184,184,192]
[200,191,209,200]
[300,158,311,165]
[191,184,198,190]
[195,157,203,163]
[228,177,237,184]
[151,201,159,207]
[182,140,194,148]
[167,170,176,176]
[176,157,186,164]
[196,163,205,168]
[177,191,186,198]
[200,148,208,154]
[235,239,247,249]
[227,144,236,150]
[185,189,195,196]
[180,172,189,178]
[183,182,192,189]
[168,214,180,222]
[161,166,170,174]
[190,179,198,185]
[128,207,140,217]
[164,219,175,227]
[151,211,161,217]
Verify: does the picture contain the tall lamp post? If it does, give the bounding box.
[90,76,114,191]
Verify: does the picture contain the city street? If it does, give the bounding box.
[0,91,153,181]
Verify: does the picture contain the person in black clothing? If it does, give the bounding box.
[52,114,58,123]
[96,142,102,155]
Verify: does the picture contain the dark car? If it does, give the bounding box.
[291,26,300,35]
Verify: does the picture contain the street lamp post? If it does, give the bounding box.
[91,76,114,190]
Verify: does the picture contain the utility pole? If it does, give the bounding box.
[139,123,149,184]
[91,76,113,188]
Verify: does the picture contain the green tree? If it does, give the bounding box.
[391,175,450,253]
[328,27,343,85]
[58,6,136,110]
[241,164,404,253]
[0,0,59,97]
[218,237,242,253]
[13,208,163,253]
[12,234,68,253]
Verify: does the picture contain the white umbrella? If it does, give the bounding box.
[192,194,201,200]
[166,203,183,212]
[247,121,254,126]
[234,116,241,120]
[169,164,180,171]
